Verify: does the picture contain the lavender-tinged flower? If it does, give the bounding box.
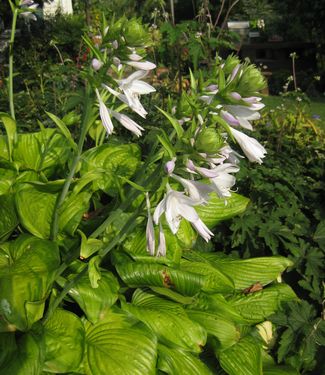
[206,84,218,93]
[95,89,114,135]
[230,127,267,164]
[128,53,143,62]
[92,58,103,71]
[230,92,242,100]
[171,174,214,204]
[223,105,261,130]
[229,64,242,81]
[157,223,166,257]
[221,110,240,126]
[146,193,155,256]
[153,185,213,242]
[165,158,176,175]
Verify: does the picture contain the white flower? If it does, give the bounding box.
[153,185,213,242]
[230,127,267,164]
[171,174,214,204]
[95,89,114,135]
[209,163,239,198]
[157,223,166,257]
[126,61,156,71]
[20,0,38,21]
[111,111,144,137]
[146,193,155,256]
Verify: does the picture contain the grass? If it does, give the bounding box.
[262,95,325,130]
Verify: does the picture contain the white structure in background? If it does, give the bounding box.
[43,0,73,18]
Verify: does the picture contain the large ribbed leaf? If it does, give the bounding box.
[116,261,206,296]
[188,293,247,324]
[183,252,293,289]
[0,332,43,375]
[15,183,91,239]
[263,365,300,375]
[15,184,57,239]
[12,129,70,175]
[180,259,234,293]
[123,289,206,353]
[218,336,263,375]
[227,284,297,323]
[43,309,85,373]
[84,309,157,375]
[157,344,213,375]
[0,235,60,331]
[186,310,240,350]
[0,113,16,161]
[68,271,119,324]
[0,194,18,241]
[0,333,16,367]
[196,193,249,228]
[80,143,141,194]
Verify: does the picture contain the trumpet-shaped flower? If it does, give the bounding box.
[126,60,156,71]
[111,111,144,137]
[222,105,261,130]
[157,223,166,257]
[96,89,114,135]
[230,127,267,164]
[209,163,239,198]
[20,0,38,21]
[153,185,213,242]
[171,174,214,204]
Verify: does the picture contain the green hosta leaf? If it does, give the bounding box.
[186,310,240,350]
[68,271,119,324]
[116,261,206,296]
[0,235,60,331]
[123,289,206,353]
[46,111,76,150]
[180,258,234,293]
[16,183,91,239]
[184,252,293,289]
[43,309,85,373]
[84,309,157,375]
[0,136,9,160]
[263,365,300,375]
[0,112,16,161]
[0,194,19,241]
[218,336,263,375]
[196,193,249,228]
[189,293,247,324]
[80,143,141,194]
[157,344,213,375]
[228,284,297,324]
[0,332,44,375]
[12,129,70,175]
[58,191,91,236]
[15,183,57,239]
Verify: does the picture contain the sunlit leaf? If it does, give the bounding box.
[43,309,84,373]
[0,194,18,242]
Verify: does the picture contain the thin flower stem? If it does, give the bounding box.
[50,86,93,241]
[9,8,18,120]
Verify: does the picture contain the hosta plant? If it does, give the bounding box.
[0,5,299,375]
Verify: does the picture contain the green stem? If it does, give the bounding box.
[9,8,18,120]
[50,86,93,241]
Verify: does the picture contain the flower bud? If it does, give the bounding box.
[164,157,176,175]
[91,58,103,71]
[195,128,224,153]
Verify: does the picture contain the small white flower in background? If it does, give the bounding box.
[146,193,155,256]
[153,184,213,242]
[126,60,156,71]
[91,58,103,71]
[112,40,118,49]
[95,89,114,135]
[171,173,214,204]
[19,0,38,21]
[230,127,267,164]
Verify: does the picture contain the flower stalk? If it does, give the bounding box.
[8,8,18,119]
